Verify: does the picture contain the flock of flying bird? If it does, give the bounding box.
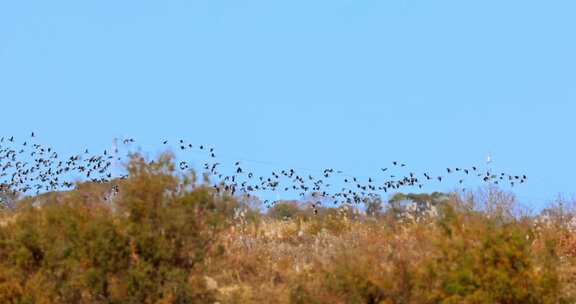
[0,133,528,209]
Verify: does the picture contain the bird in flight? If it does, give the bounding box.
[0,133,529,209]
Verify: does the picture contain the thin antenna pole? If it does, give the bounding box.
[486,152,492,174]
[112,137,119,177]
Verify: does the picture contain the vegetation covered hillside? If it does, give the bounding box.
[1,154,575,303]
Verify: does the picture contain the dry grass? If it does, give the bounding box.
[203,203,576,304]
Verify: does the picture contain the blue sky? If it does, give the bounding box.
[1,1,575,209]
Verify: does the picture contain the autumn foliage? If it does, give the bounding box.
[0,154,575,303]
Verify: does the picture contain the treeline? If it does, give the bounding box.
[0,154,575,303]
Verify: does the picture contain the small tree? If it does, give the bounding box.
[267,201,302,220]
[364,197,383,218]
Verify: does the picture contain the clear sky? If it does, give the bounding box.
[1,1,574,209]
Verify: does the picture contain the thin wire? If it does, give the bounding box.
[116,139,531,191]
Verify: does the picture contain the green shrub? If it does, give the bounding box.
[425,202,566,304]
[0,153,234,303]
